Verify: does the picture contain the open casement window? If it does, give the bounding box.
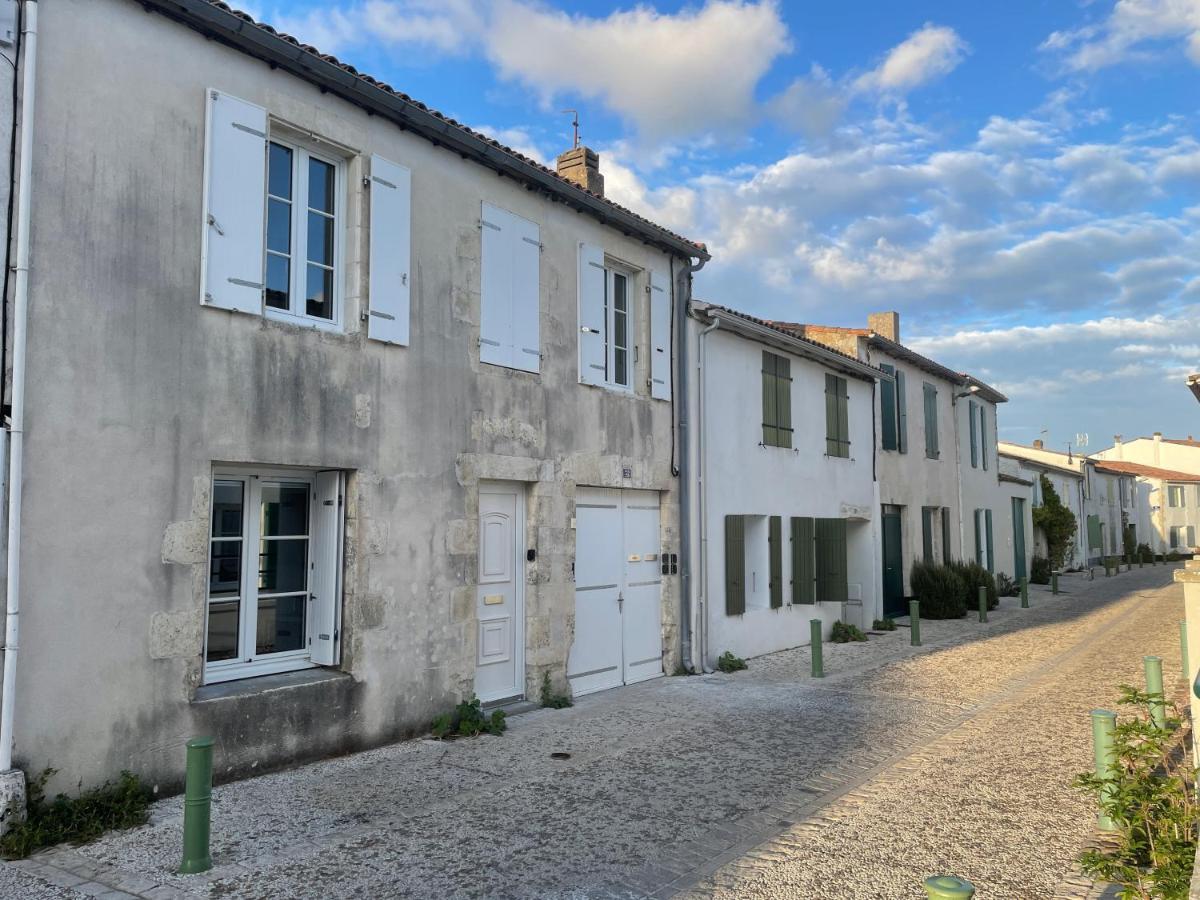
[923,383,939,459]
[724,515,746,615]
[815,518,848,603]
[968,401,979,468]
[790,517,815,604]
[762,352,793,448]
[481,203,541,373]
[367,155,412,346]
[768,516,783,608]
[205,469,344,683]
[577,245,636,390]
[879,364,898,451]
[824,374,850,458]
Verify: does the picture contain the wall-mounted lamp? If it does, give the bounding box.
[954,385,981,400]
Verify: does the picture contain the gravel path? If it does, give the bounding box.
[0,565,1183,900]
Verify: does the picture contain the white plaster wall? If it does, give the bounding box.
[1095,439,1200,475]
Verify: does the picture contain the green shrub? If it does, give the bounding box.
[1030,556,1052,584]
[1074,685,1197,899]
[716,651,747,673]
[1136,542,1153,563]
[947,560,998,611]
[431,695,506,739]
[1122,525,1138,562]
[872,618,896,631]
[1032,475,1078,569]
[0,769,153,859]
[830,621,867,643]
[539,671,572,709]
[910,560,966,619]
[995,572,1018,597]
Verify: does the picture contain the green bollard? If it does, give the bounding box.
[923,875,975,899]
[909,600,921,647]
[1144,656,1166,730]
[1052,572,1059,595]
[1181,622,1190,688]
[1020,576,1029,609]
[179,736,215,875]
[1139,555,1144,569]
[1091,710,1117,831]
[977,585,987,623]
[810,619,824,679]
[1104,558,1111,577]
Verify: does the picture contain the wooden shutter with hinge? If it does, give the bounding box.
[815,518,848,604]
[724,515,745,615]
[367,155,412,346]
[791,517,815,604]
[769,515,783,608]
[880,363,897,450]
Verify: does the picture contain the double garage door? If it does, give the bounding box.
[568,488,664,696]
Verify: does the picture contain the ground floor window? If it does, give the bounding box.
[206,468,344,684]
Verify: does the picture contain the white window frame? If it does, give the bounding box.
[603,262,636,391]
[1169,484,1184,508]
[263,135,345,332]
[204,467,337,684]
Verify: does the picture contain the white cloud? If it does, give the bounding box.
[1041,0,1200,72]
[853,24,968,93]
[268,0,480,55]
[908,310,1197,355]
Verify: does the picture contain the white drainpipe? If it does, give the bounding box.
[696,316,720,672]
[1,0,39,773]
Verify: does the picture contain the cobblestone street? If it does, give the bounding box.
[1,564,1184,899]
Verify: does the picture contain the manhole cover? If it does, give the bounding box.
[550,751,571,761]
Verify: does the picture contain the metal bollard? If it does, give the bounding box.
[1091,710,1117,831]
[1144,655,1166,730]
[1104,558,1111,577]
[977,585,987,623]
[179,736,215,874]
[1020,576,1029,609]
[1140,555,1144,569]
[1181,622,1190,688]
[810,619,824,679]
[910,600,921,647]
[1052,572,1059,595]
[923,875,975,899]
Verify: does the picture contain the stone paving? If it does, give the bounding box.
[0,564,1185,899]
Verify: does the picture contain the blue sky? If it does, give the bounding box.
[241,0,1200,454]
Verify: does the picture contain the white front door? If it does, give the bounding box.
[474,483,525,704]
[568,488,663,696]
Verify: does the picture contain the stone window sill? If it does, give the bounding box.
[191,668,351,704]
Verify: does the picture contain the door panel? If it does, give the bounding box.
[882,509,905,618]
[474,485,524,703]
[621,499,663,685]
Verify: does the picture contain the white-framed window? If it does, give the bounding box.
[264,139,344,329]
[577,244,661,394]
[1169,484,1185,508]
[205,468,344,684]
[604,264,634,389]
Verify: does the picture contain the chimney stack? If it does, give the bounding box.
[1033,439,1044,450]
[556,146,604,197]
[868,312,900,343]
[1113,435,1123,460]
[1153,431,1162,465]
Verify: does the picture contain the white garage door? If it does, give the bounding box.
[568,488,664,696]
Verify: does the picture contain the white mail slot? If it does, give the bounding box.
[645,553,658,561]
[628,554,641,562]
[483,594,504,606]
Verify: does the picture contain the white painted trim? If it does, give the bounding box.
[476,481,526,703]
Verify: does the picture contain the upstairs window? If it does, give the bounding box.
[1169,485,1185,507]
[480,203,541,373]
[761,351,793,448]
[879,364,906,452]
[825,373,850,458]
[923,382,940,460]
[605,266,632,388]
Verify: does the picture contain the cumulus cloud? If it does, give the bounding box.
[853,24,969,93]
[1041,0,1200,71]
[268,0,480,55]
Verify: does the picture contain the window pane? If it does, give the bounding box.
[308,158,334,213]
[261,483,308,536]
[307,211,333,266]
[265,254,290,310]
[258,538,307,593]
[268,143,292,200]
[267,199,292,254]
[209,541,242,597]
[211,481,243,537]
[306,265,333,320]
[206,600,240,662]
[613,273,627,312]
[255,595,306,655]
[614,347,627,386]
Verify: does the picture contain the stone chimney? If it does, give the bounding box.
[556,146,604,197]
[1113,435,1123,460]
[868,312,900,343]
[1033,439,1044,450]
[1154,431,1162,465]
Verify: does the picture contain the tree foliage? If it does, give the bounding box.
[1032,474,1077,569]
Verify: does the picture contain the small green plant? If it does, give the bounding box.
[1030,555,1052,585]
[995,572,1019,597]
[830,621,867,643]
[430,694,506,739]
[1137,543,1154,563]
[1074,685,1198,899]
[716,651,747,673]
[539,671,573,709]
[872,618,896,631]
[0,769,153,859]
[910,560,966,619]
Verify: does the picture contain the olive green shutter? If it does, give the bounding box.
[762,352,778,447]
[984,508,994,572]
[776,356,793,449]
[837,377,849,455]
[724,515,745,615]
[790,517,815,604]
[880,363,897,450]
[921,508,934,562]
[768,516,783,608]
[815,518,848,603]
[1087,514,1102,550]
[968,400,978,468]
[940,507,952,564]
[825,373,838,456]
[923,383,938,459]
[979,408,988,470]
[973,509,983,565]
[896,370,908,454]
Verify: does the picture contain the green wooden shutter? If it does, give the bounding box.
[896,370,908,454]
[941,507,952,564]
[880,363,897,450]
[923,383,938,459]
[762,352,778,447]
[776,356,792,449]
[825,373,838,456]
[968,400,978,468]
[768,516,783,608]
[724,515,745,615]
[921,508,934,563]
[815,518,848,603]
[1087,514,1102,550]
[980,409,988,471]
[790,517,815,604]
[984,509,994,572]
[974,509,983,565]
[837,377,850,456]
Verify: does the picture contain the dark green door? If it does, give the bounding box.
[882,507,905,617]
[1011,497,1027,581]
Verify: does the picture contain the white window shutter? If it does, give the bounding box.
[201,89,267,314]
[510,215,541,373]
[649,268,671,400]
[479,203,512,368]
[578,243,606,385]
[367,155,411,346]
[310,471,344,666]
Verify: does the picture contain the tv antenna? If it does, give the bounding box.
[562,109,579,149]
[1075,433,1089,448]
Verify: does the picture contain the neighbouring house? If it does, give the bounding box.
[780,313,1006,617]
[995,456,1036,585]
[0,0,709,807]
[1093,433,1200,476]
[998,444,1087,568]
[683,302,885,666]
[1092,435,1200,554]
[955,374,1016,581]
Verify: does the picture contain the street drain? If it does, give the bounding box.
[550,751,571,760]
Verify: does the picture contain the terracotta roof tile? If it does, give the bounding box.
[1090,460,1200,483]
